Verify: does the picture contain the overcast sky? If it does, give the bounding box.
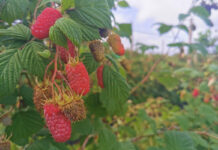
[113,0,218,54]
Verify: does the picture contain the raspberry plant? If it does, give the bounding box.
[0,0,132,149]
[0,0,218,150]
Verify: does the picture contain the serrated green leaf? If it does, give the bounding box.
[157,23,173,35]
[49,25,68,48]
[55,18,82,46]
[100,66,130,115]
[61,0,74,12]
[85,94,107,117]
[0,0,29,23]
[80,52,99,74]
[6,109,44,146]
[118,1,129,8]
[164,131,196,150]
[72,17,101,41]
[69,0,112,29]
[21,42,47,78]
[0,24,31,41]
[98,128,119,150]
[0,49,22,96]
[79,22,101,41]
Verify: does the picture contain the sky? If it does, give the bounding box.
[113,0,218,54]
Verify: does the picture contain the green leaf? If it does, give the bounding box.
[0,24,31,41]
[21,42,47,78]
[98,128,120,150]
[38,50,51,59]
[190,132,209,148]
[0,49,22,96]
[118,1,129,8]
[157,23,173,35]
[0,0,29,23]
[100,66,130,115]
[62,0,74,12]
[69,0,112,29]
[154,71,180,90]
[189,6,213,26]
[119,141,135,150]
[106,0,115,9]
[190,6,210,18]
[20,85,34,107]
[80,52,99,74]
[199,81,210,93]
[0,94,17,105]
[176,24,189,33]
[168,42,188,48]
[198,104,218,124]
[26,138,68,150]
[74,19,101,41]
[178,13,190,21]
[26,139,50,150]
[6,109,44,145]
[189,43,208,55]
[164,131,196,150]
[174,68,203,79]
[85,94,107,117]
[116,23,132,39]
[49,25,68,48]
[137,109,156,133]
[55,18,82,46]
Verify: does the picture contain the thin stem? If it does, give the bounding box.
[44,60,54,81]
[130,56,164,94]
[33,0,42,21]
[81,134,95,150]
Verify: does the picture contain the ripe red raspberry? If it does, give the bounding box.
[192,89,199,98]
[107,33,125,56]
[31,8,62,39]
[213,94,218,101]
[44,103,71,143]
[57,40,76,63]
[97,65,104,88]
[66,62,90,96]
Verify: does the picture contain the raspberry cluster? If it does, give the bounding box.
[31,7,127,143]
